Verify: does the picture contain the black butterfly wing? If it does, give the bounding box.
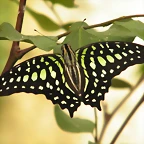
[76,41,144,110]
[0,54,81,117]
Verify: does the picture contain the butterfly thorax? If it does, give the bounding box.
[61,44,85,96]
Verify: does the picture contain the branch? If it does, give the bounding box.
[98,75,144,142]
[1,12,144,75]
[84,14,144,29]
[57,14,144,39]
[1,0,36,75]
[110,94,144,144]
[110,76,144,116]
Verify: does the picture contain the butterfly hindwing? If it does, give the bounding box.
[0,54,81,117]
[0,41,144,117]
[76,41,144,109]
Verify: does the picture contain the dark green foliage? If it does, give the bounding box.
[54,105,95,133]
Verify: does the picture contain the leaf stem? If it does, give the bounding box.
[94,108,98,143]
[110,94,144,144]
[44,1,63,25]
[51,5,63,26]
[57,14,144,39]
[111,75,144,116]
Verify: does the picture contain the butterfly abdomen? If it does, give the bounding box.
[62,44,85,96]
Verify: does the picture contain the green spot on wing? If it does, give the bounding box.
[49,66,52,72]
[90,57,94,62]
[49,56,56,61]
[65,82,74,93]
[97,56,106,66]
[40,57,44,62]
[90,62,96,69]
[91,45,96,50]
[106,55,114,63]
[55,61,64,74]
[82,48,88,54]
[122,52,128,57]
[115,54,122,60]
[51,71,56,79]
[16,76,21,82]
[81,56,86,69]
[31,72,38,81]
[84,69,89,78]
[23,75,29,82]
[62,75,65,83]
[40,69,47,80]
[45,61,49,65]
[84,78,89,92]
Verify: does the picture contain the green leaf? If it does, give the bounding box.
[26,7,60,31]
[88,141,97,144]
[86,19,144,42]
[54,105,95,133]
[137,64,144,76]
[47,0,76,8]
[63,28,101,50]
[62,22,102,51]
[114,19,144,40]
[0,22,22,40]
[53,44,62,53]
[62,19,142,52]
[69,21,88,31]
[24,35,58,51]
[0,22,58,51]
[99,23,135,42]
[111,78,132,89]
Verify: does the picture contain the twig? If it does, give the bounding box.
[94,108,98,143]
[111,76,144,116]
[1,0,36,75]
[99,75,144,142]
[110,94,144,144]
[44,0,63,25]
[84,14,144,29]
[1,44,36,76]
[57,31,70,40]
[1,0,26,75]
[57,14,144,39]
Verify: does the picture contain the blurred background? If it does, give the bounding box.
[0,0,144,144]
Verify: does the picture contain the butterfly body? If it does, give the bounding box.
[62,44,85,97]
[0,41,144,117]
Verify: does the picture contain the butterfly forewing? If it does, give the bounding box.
[76,42,144,109]
[0,41,144,117]
[0,54,81,117]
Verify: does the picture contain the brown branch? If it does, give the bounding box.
[1,45,36,76]
[84,14,144,29]
[15,0,26,44]
[110,94,144,144]
[110,76,144,116]
[1,0,36,75]
[57,14,144,39]
[98,75,144,142]
[57,31,70,40]
[94,108,98,143]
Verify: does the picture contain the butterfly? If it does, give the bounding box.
[0,41,144,117]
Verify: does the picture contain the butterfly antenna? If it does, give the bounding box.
[34,29,56,42]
